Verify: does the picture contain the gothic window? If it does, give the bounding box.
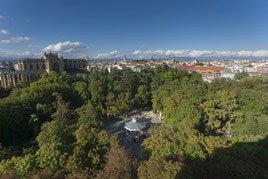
[36,63,40,70]
[30,64,33,70]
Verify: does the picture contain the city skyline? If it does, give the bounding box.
[1,0,268,59]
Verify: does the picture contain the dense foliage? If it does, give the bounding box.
[0,67,267,178]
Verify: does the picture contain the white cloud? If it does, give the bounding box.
[0,36,31,44]
[95,50,121,59]
[94,49,268,59]
[2,45,268,60]
[132,50,142,55]
[43,41,88,58]
[0,15,4,19]
[0,29,9,35]
[127,49,268,59]
[251,50,268,57]
[0,50,40,59]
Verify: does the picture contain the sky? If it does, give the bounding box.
[1,0,268,59]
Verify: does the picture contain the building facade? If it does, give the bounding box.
[177,65,224,82]
[0,53,88,88]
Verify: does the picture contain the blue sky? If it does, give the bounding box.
[1,0,268,59]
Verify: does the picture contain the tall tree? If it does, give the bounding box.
[201,90,242,136]
[96,145,137,179]
[138,158,183,179]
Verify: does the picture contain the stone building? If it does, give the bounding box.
[177,65,224,82]
[177,65,224,77]
[0,52,88,88]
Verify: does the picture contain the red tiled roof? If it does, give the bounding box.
[177,65,223,71]
[192,66,224,71]
[177,65,194,69]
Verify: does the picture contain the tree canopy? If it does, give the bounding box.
[0,67,267,178]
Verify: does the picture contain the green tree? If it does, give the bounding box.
[0,154,36,177]
[36,93,75,171]
[75,102,102,128]
[96,145,137,179]
[72,81,90,103]
[116,93,133,117]
[151,81,179,113]
[234,71,249,80]
[142,125,182,160]
[208,78,235,92]
[120,72,139,98]
[88,71,108,115]
[162,91,202,130]
[233,89,268,136]
[0,100,33,145]
[105,92,121,117]
[36,120,74,171]
[134,85,151,108]
[205,137,268,178]
[51,92,74,122]
[138,158,183,179]
[201,90,242,136]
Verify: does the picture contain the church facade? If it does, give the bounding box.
[0,53,88,88]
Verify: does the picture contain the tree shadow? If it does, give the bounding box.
[177,137,268,179]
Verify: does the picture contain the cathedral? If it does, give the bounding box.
[0,52,88,88]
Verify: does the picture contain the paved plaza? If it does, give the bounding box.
[103,109,162,159]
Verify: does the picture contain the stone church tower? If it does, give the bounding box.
[44,52,64,73]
